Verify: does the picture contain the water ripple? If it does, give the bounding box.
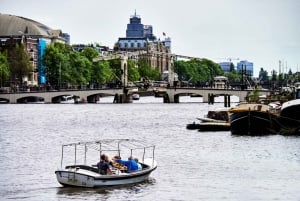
[1,100,300,200]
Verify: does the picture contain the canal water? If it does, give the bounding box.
[1,96,300,201]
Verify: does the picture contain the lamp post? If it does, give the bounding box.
[59,62,61,90]
[241,64,246,90]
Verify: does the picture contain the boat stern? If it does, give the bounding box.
[55,169,95,187]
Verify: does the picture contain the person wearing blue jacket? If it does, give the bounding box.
[116,156,139,172]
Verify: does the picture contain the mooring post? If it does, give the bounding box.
[224,95,228,107]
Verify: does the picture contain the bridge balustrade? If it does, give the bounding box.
[0,87,271,104]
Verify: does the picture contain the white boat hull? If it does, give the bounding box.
[55,159,157,187]
[132,93,140,100]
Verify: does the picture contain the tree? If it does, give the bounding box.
[9,43,33,85]
[0,51,10,87]
[174,58,223,84]
[92,61,113,85]
[108,59,123,85]
[43,44,66,87]
[137,58,160,80]
[226,71,241,82]
[127,60,140,81]
[43,43,95,88]
[80,47,99,61]
[68,51,92,86]
[79,47,113,86]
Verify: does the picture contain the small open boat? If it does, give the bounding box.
[55,139,157,187]
[60,95,75,104]
[132,93,140,100]
[187,110,230,131]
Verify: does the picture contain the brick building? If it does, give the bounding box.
[0,13,68,87]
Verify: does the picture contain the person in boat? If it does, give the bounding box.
[134,158,142,171]
[114,156,139,172]
[105,154,114,167]
[112,155,126,170]
[97,154,112,175]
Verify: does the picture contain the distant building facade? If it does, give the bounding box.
[114,11,172,74]
[237,60,254,77]
[72,43,112,56]
[218,62,232,73]
[0,13,68,87]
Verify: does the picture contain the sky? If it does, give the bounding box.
[1,0,300,77]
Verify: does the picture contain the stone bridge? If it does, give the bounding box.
[0,88,124,103]
[162,88,271,103]
[0,87,271,104]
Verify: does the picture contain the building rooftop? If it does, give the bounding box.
[0,13,63,38]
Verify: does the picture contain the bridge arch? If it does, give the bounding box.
[172,92,204,103]
[52,94,76,103]
[0,97,9,103]
[165,88,257,103]
[17,96,45,103]
[86,93,117,103]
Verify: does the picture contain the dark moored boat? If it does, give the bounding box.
[229,103,281,135]
[278,88,300,135]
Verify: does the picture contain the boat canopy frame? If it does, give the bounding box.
[60,139,155,169]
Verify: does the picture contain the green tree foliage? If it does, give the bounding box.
[226,71,241,82]
[68,51,92,85]
[92,61,113,84]
[225,63,241,82]
[43,43,98,87]
[108,59,123,84]
[43,44,67,87]
[137,58,160,80]
[10,43,33,84]
[127,60,140,81]
[0,51,10,87]
[80,47,113,85]
[80,47,99,61]
[174,58,223,83]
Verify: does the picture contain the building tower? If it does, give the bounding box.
[126,10,144,38]
[114,11,171,74]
